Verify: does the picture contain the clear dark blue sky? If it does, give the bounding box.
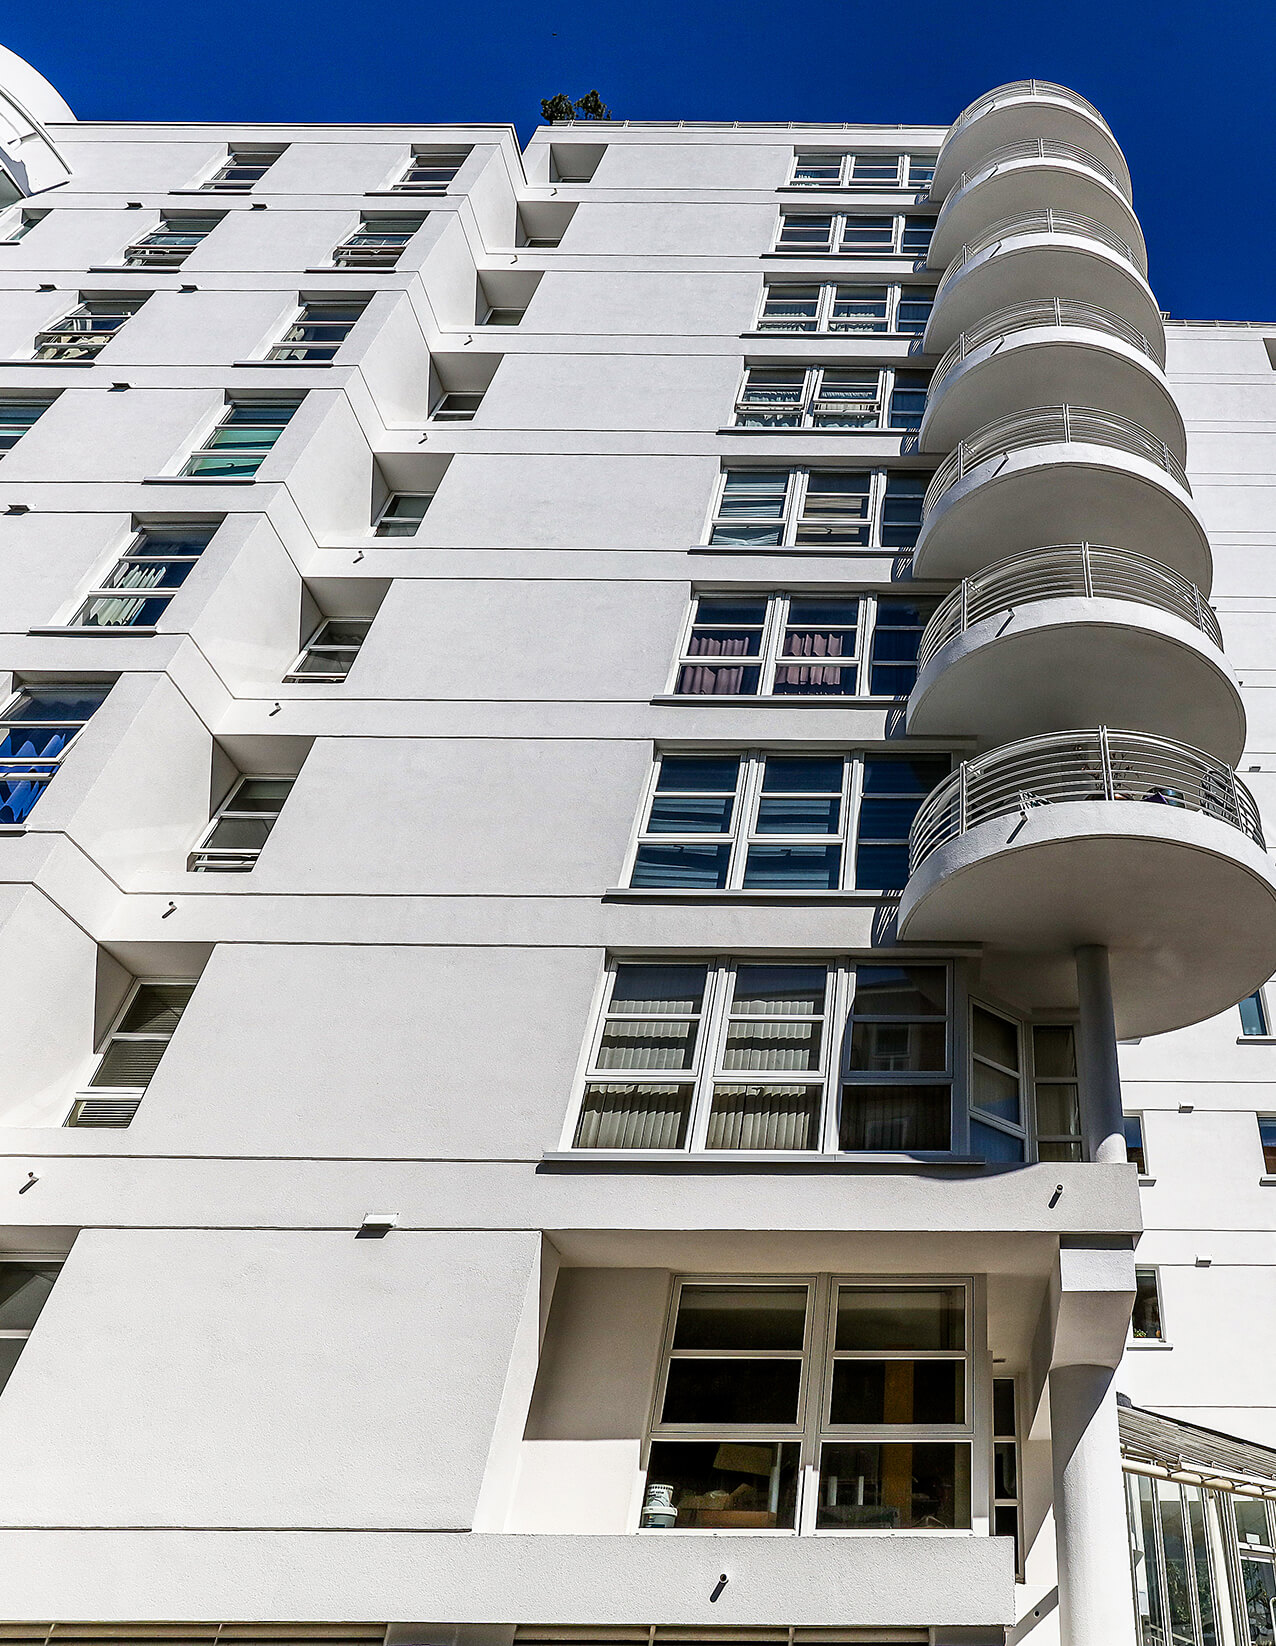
[8,0,1275,320]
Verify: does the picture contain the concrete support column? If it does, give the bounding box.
[1049,1362,1139,1646]
[1075,943,1127,1163]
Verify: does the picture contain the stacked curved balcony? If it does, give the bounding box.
[896,82,1276,1037]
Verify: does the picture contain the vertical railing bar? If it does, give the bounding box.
[1099,727,1114,801]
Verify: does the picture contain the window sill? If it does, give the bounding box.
[364,189,449,198]
[691,544,915,557]
[141,475,260,485]
[4,358,95,367]
[1260,1176,1276,1187]
[761,252,927,260]
[541,1150,986,1171]
[0,824,26,835]
[1138,1175,1157,1188]
[740,330,927,341]
[28,625,158,637]
[1127,1339,1174,1350]
[231,359,335,368]
[718,426,917,437]
[1237,1035,1276,1044]
[602,886,896,903]
[648,693,905,707]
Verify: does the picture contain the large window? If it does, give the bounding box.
[756,282,934,336]
[644,1277,971,1533]
[267,299,369,363]
[775,213,933,258]
[70,521,218,628]
[0,1262,60,1393]
[33,295,147,361]
[627,751,949,892]
[66,981,194,1128]
[393,148,470,193]
[733,366,929,430]
[201,146,285,190]
[123,215,222,267]
[708,467,927,550]
[183,398,301,478]
[332,215,426,269]
[0,397,55,453]
[671,591,933,699]
[790,152,936,189]
[0,684,110,825]
[189,776,294,871]
[1126,1472,1227,1646]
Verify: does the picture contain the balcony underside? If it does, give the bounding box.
[931,96,1131,202]
[930,160,1144,269]
[912,445,1211,588]
[907,599,1244,762]
[925,237,1162,356]
[920,329,1183,460]
[899,803,1276,1037]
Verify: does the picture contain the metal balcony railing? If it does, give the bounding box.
[931,209,1140,299]
[909,728,1264,876]
[930,299,1156,390]
[944,81,1114,142]
[952,137,1121,192]
[922,405,1190,515]
[916,544,1223,670]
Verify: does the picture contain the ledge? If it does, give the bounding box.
[1138,1175,1157,1188]
[2,358,94,367]
[1127,1340,1174,1351]
[231,359,336,368]
[1260,1176,1276,1187]
[1237,1035,1276,1045]
[603,886,893,903]
[648,693,907,707]
[541,1150,987,1171]
[28,625,157,637]
[141,475,258,485]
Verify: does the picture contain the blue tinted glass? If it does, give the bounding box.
[971,1120,1024,1162]
[743,844,841,889]
[1122,1116,1144,1150]
[656,756,740,792]
[693,598,769,626]
[872,629,922,662]
[854,842,911,889]
[756,797,841,834]
[647,795,734,833]
[632,845,730,888]
[12,689,108,721]
[858,797,923,838]
[709,523,784,546]
[863,757,948,794]
[611,964,706,1007]
[1240,992,1269,1036]
[786,599,860,627]
[876,602,929,626]
[762,756,844,793]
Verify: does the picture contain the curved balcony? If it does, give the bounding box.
[912,406,1210,589]
[923,211,1162,359]
[899,729,1276,1038]
[931,81,1130,204]
[920,300,1180,460]
[907,546,1243,761]
[929,141,1143,270]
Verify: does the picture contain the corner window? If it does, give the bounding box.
[332,215,426,269]
[775,212,933,258]
[1132,1269,1164,1341]
[183,398,302,478]
[708,467,926,551]
[1033,1025,1081,1161]
[33,295,148,361]
[123,215,221,267]
[267,299,369,363]
[756,281,934,336]
[201,146,286,191]
[0,684,110,824]
[189,776,294,872]
[70,521,218,628]
[374,491,433,537]
[0,1262,60,1392]
[67,982,194,1127]
[393,148,470,193]
[969,1004,1027,1163]
[734,366,929,430]
[285,618,371,681]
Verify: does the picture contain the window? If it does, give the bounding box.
[1034,1025,1081,1161]
[183,398,301,478]
[992,1378,1021,1572]
[644,1277,971,1533]
[123,215,221,267]
[267,299,369,362]
[790,152,936,189]
[70,521,217,628]
[202,146,285,191]
[1258,1116,1276,1174]
[0,1262,60,1393]
[708,468,927,551]
[0,397,54,453]
[775,212,933,258]
[671,592,933,699]
[1127,1473,1226,1646]
[482,305,526,326]
[734,366,929,430]
[189,776,294,871]
[1239,989,1270,1036]
[393,148,470,193]
[969,1004,1028,1163]
[66,982,194,1128]
[332,215,426,269]
[431,391,484,422]
[0,685,110,825]
[1123,1114,1147,1174]
[3,209,46,242]
[1132,1269,1164,1340]
[284,618,371,681]
[756,281,934,336]
[32,295,147,361]
[627,751,948,892]
[572,958,952,1156]
[374,492,433,537]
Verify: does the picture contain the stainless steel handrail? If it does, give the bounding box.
[931,209,1139,297]
[909,728,1264,875]
[915,544,1222,670]
[944,81,1113,142]
[923,405,1190,515]
[930,299,1156,389]
[952,137,1120,191]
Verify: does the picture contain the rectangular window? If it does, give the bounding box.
[183,398,301,478]
[188,776,294,872]
[33,295,147,361]
[66,982,194,1128]
[71,521,217,628]
[0,1262,60,1393]
[1034,1024,1081,1161]
[644,1276,971,1533]
[627,751,948,893]
[393,148,470,193]
[0,684,110,825]
[1259,1116,1276,1174]
[0,397,54,452]
[332,214,426,268]
[374,491,433,537]
[790,151,937,189]
[734,366,929,430]
[123,215,221,267]
[1132,1268,1164,1340]
[756,282,935,336]
[708,467,928,551]
[776,212,933,258]
[993,1377,1022,1573]
[672,592,934,700]
[267,299,369,363]
[431,390,484,422]
[573,958,952,1157]
[284,617,371,681]
[202,146,286,191]
[968,1003,1027,1163]
[1123,1114,1147,1174]
[3,209,47,242]
[1239,989,1269,1036]
[482,305,526,326]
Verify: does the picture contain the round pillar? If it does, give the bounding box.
[1075,943,1127,1163]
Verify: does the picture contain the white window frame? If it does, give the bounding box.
[284,617,372,682]
[266,298,369,363]
[68,519,217,630]
[123,214,222,267]
[1131,1267,1166,1343]
[392,147,471,194]
[331,214,427,269]
[706,466,928,551]
[182,397,303,478]
[373,491,434,537]
[200,146,285,191]
[0,684,108,824]
[968,999,1030,1162]
[754,280,935,336]
[733,364,929,431]
[32,295,147,361]
[430,390,485,422]
[188,775,294,872]
[66,978,195,1128]
[774,211,934,257]
[788,151,937,190]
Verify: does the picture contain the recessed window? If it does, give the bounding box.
[183,398,302,478]
[757,281,934,336]
[790,152,935,189]
[1132,1269,1164,1340]
[189,776,294,872]
[3,209,47,243]
[267,299,369,363]
[431,391,484,422]
[0,396,55,453]
[0,684,110,824]
[123,215,221,268]
[1239,989,1269,1036]
[285,617,371,681]
[1123,1114,1147,1174]
[332,215,426,269]
[1258,1116,1276,1174]
[734,366,929,431]
[66,982,194,1128]
[201,146,286,191]
[393,148,470,193]
[841,965,952,1151]
[0,1262,60,1392]
[33,295,148,361]
[374,491,433,537]
[70,521,218,628]
[993,1377,1022,1572]
[969,1003,1027,1163]
[709,467,927,551]
[775,212,933,258]
[1033,1025,1082,1161]
[483,306,526,326]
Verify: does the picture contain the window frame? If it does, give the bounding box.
[1131,1267,1166,1343]
[182,396,303,479]
[200,146,286,191]
[0,683,110,826]
[266,298,370,363]
[331,214,427,269]
[2,208,48,243]
[32,295,148,362]
[754,280,935,336]
[1239,987,1271,1038]
[706,466,929,552]
[284,617,372,682]
[774,211,934,258]
[66,978,195,1127]
[373,491,434,537]
[68,519,218,630]
[188,774,295,872]
[0,396,55,452]
[392,147,471,194]
[732,364,929,432]
[122,215,222,268]
[968,1000,1030,1163]
[1257,1114,1276,1175]
[788,151,937,190]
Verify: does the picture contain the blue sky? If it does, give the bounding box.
[8,0,1275,320]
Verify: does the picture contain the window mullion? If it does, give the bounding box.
[784,469,804,546]
[688,961,732,1150]
[730,752,764,888]
[845,755,866,890]
[760,594,788,695]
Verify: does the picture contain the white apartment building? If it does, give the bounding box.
[0,43,1275,1646]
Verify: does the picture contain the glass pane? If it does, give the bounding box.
[840,1084,951,1151]
[1130,1474,1166,1643]
[762,755,844,793]
[816,1441,970,1529]
[0,1338,23,1394]
[609,964,705,1015]
[1235,1499,1271,1549]
[673,1285,808,1351]
[743,844,841,889]
[723,1018,822,1071]
[849,1022,946,1073]
[1240,992,1269,1035]
[677,662,761,695]
[643,1441,799,1529]
[1033,1023,1078,1076]
[854,965,947,1017]
[686,626,763,658]
[755,798,840,834]
[972,1062,1021,1124]
[718,471,787,516]
[707,1085,820,1150]
[855,842,909,888]
[709,522,784,547]
[647,795,734,833]
[994,1441,1018,1498]
[90,1038,168,1088]
[597,1019,699,1071]
[661,1358,802,1424]
[1243,1558,1276,1646]
[1157,1480,1195,1643]
[731,965,826,1016]
[973,1007,1019,1071]
[1132,1270,1163,1339]
[1184,1487,1219,1646]
[0,1263,59,1330]
[829,1359,964,1424]
[575,1083,691,1149]
[118,983,193,1034]
[1038,1139,1084,1162]
[1036,1084,1080,1135]
[993,1378,1016,1436]
[692,596,768,628]
[971,1119,1025,1162]
[201,817,273,850]
[632,843,731,888]
[835,1286,965,1350]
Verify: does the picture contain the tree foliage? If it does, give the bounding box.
[541,90,613,123]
